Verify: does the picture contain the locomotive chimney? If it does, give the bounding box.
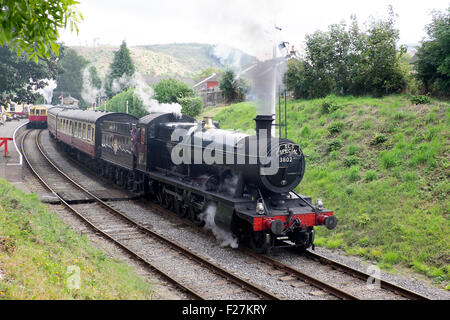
[255,115,274,161]
[254,115,273,139]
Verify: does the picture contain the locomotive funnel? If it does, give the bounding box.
[254,115,274,140]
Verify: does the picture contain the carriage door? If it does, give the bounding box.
[135,125,146,171]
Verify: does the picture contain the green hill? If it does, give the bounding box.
[205,95,449,286]
[71,45,192,80]
[71,43,257,82]
[137,43,222,75]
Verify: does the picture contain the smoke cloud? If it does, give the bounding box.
[209,0,288,117]
[81,64,105,105]
[201,204,239,249]
[37,79,57,104]
[112,72,182,117]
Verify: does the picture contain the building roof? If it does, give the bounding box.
[193,73,221,88]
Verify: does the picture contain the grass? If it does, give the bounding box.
[203,94,450,288]
[0,179,154,299]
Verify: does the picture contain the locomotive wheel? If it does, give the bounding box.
[174,200,188,218]
[249,231,270,254]
[155,190,164,206]
[161,193,171,209]
[189,206,205,227]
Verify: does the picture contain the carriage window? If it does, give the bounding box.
[82,124,86,139]
[87,125,92,141]
[78,123,81,138]
[92,128,95,141]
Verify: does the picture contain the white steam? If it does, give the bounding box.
[81,65,105,106]
[201,204,239,249]
[209,1,288,117]
[37,79,57,104]
[112,72,182,117]
[213,44,243,72]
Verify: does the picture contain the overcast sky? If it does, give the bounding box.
[60,0,449,59]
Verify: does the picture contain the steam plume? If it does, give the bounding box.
[112,72,182,117]
[201,204,239,249]
[37,79,57,104]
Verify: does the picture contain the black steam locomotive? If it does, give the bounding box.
[47,107,337,253]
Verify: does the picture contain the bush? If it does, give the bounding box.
[343,156,360,167]
[370,134,388,146]
[328,139,343,152]
[153,78,194,104]
[101,88,148,118]
[321,98,341,114]
[300,125,311,137]
[365,170,378,182]
[380,150,399,169]
[177,97,203,117]
[328,121,345,135]
[348,167,361,182]
[347,144,359,155]
[410,95,431,105]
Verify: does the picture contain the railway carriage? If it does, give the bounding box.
[48,108,138,187]
[28,104,51,128]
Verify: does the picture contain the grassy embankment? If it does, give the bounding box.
[203,94,449,288]
[0,179,154,299]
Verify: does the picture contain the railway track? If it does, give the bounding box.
[301,250,430,300]
[23,129,431,300]
[143,203,430,300]
[21,129,279,300]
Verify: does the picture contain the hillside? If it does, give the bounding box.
[71,45,192,81]
[205,95,449,286]
[71,43,257,84]
[0,179,153,299]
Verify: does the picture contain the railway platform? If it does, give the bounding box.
[0,119,29,192]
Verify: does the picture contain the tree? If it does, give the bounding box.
[0,46,53,105]
[52,47,89,108]
[88,65,102,89]
[414,7,450,97]
[219,70,248,104]
[285,7,407,99]
[105,41,135,98]
[0,0,82,61]
[153,78,194,104]
[363,7,406,96]
[100,88,148,118]
[178,97,203,117]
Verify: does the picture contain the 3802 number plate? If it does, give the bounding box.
[280,156,293,163]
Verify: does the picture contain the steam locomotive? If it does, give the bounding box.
[47,107,337,253]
